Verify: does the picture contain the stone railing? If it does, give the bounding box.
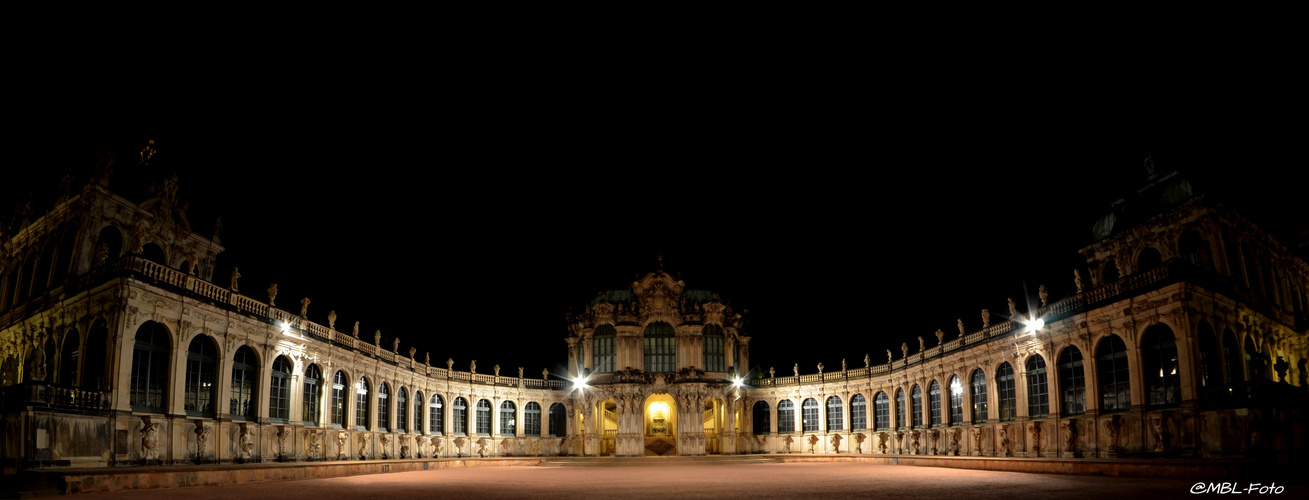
[752,262,1189,388]
[0,383,111,413]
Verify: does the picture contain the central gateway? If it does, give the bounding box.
[564,268,751,456]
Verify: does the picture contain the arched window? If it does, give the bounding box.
[1138,247,1163,271]
[397,388,408,432]
[895,389,906,430]
[1196,322,1222,390]
[184,335,218,417]
[141,243,166,265]
[500,400,517,435]
[303,364,322,425]
[592,324,616,373]
[778,400,795,433]
[911,385,923,428]
[231,346,258,420]
[130,321,170,412]
[1222,328,1242,384]
[59,329,80,385]
[1097,335,1130,412]
[414,391,424,434]
[1142,324,1180,407]
[752,401,770,435]
[643,321,676,373]
[801,398,819,432]
[1102,260,1121,284]
[851,394,867,431]
[1243,335,1269,381]
[970,369,988,423]
[826,396,843,431]
[377,383,390,431]
[476,399,492,435]
[331,371,347,427]
[1179,230,1211,270]
[996,363,1016,421]
[270,356,292,422]
[1057,347,1085,415]
[929,381,941,427]
[948,376,963,426]
[549,403,566,437]
[703,324,725,372]
[1025,355,1049,418]
[452,397,468,435]
[873,392,889,430]
[83,321,108,390]
[53,226,77,285]
[525,402,542,436]
[429,395,444,435]
[96,226,123,266]
[355,377,370,429]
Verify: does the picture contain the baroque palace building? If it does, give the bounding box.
[1,159,1306,474]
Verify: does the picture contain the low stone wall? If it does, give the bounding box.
[59,457,543,495]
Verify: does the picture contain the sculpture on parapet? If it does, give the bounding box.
[935,329,944,345]
[918,336,925,352]
[328,310,337,330]
[958,319,965,336]
[981,309,990,328]
[887,350,892,364]
[300,297,311,317]
[901,343,908,359]
[352,321,360,339]
[1074,269,1084,293]
[268,284,278,307]
[1039,285,1049,306]
[1008,297,1017,318]
[230,267,241,292]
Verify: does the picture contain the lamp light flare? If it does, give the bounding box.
[732,377,745,388]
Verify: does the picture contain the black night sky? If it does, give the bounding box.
[4,74,1303,382]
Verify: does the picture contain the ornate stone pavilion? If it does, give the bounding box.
[1,159,1306,475]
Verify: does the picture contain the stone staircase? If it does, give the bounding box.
[538,455,782,467]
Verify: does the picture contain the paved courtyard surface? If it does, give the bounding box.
[68,462,1296,500]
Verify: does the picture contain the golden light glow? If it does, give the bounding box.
[649,401,669,421]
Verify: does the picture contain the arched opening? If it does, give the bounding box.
[231,346,259,420]
[592,324,616,373]
[1057,346,1086,415]
[947,377,963,425]
[1244,336,1269,382]
[704,397,725,454]
[59,328,80,385]
[1025,355,1049,418]
[996,363,1016,421]
[642,322,675,373]
[1222,328,1243,385]
[752,400,770,435]
[130,321,171,413]
[83,320,108,390]
[928,381,941,427]
[1097,334,1131,412]
[548,403,566,438]
[377,383,390,432]
[303,364,322,425]
[499,400,516,436]
[1138,247,1163,272]
[597,399,617,456]
[140,243,166,265]
[270,356,292,423]
[53,225,78,284]
[643,394,677,456]
[184,335,219,417]
[703,324,725,372]
[429,394,445,435]
[96,226,123,266]
[970,369,988,423]
[1102,260,1121,284]
[1178,230,1211,271]
[851,394,867,431]
[397,388,409,433]
[873,392,890,430]
[524,401,542,437]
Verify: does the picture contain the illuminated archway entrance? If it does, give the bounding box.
[599,399,618,456]
[704,397,725,454]
[643,394,677,456]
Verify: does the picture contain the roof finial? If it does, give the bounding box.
[139,139,157,167]
[1143,155,1157,179]
[657,254,663,269]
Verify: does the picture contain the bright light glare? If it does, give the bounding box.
[949,377,963,396]
[1022,317,1044,335]
[732,377,745,388]
[572,376,588,391]
[280,321,291,331]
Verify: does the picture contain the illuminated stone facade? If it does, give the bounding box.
[1,165,1306,474]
